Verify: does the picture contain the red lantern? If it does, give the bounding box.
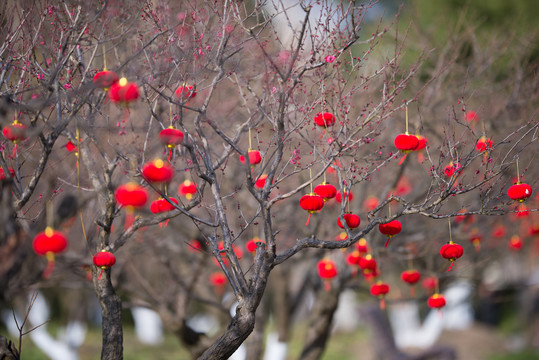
[93,250,116,280]
[422,277,438,294]
[356,238,368,254]
[466,111,479,122]
[115,182,148,208]
[492,224,506,238]
[150,197,179,213]
[508,183,532,202]
[475,136,493,152]
[335,190,354,203]
[440,241,463,272]
[335,232,348,242]
[346,250,361,266]
[428,293,446,309]
[394,133,419,154]
[363,196,379,212]
[370,281,390,309]
[378,220,402,247]
[300,193,324,226]
[529,223,539,236]
[314,182,337,201]
[33,227,68,278]
[142,159,175,184]
[178,179,197,200]
[240,150,262,166]
[175,83,197,101]
[337,213,360,230]
[159,126,184,160]
[254,174,267,189]
[210,272,227,295]
[454,209,474,225]
[401,269,421,297]
[109,78,139,105]
[246,237,266,254]
[314,112,335,127]
[0,167,15,180]
[444,162,461,178]
[508,235,522,250]
[3,120,27,147]
[469,231,482,252]
[359,254,377,276]
[414,135,428,163]
[93,70,119,89]
[318,259,337,291]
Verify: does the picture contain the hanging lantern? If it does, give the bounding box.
[175,83,197,101]
[254,174,267,189]
[314,182,337,201]
[440,241,463,272]
[468,231,482,252]
[356,238,368,255]
[335,232,348,242]
[422,276,438,294]
[317,259,338,291]
[159,127,184,160]
[335,190,354,203]
[401,269,421,297]
[466,111,479,122]
[314,112,335,127]
[346,250,361,266]
[378,220,402,247]
[3,120,27,143]
[93,70,119,89]
[33,227,68,279]
[109,77,139,105]
[300,193,324,226]
[507,182,532,202]
[508,235,522,250]
[529,223,539,236]
[178,179,197,200]
[150,197,179,227]
[492,224,506,238]
[210,272,227,295]
[443,162,461,178]
[370,281,390,309]
[337,213,360,230]
[142,159,175,184]
[454,209,474,225]
[246,237,266,254]
[428,293,446,310]
[475,136,493,152]
[363,196,379,212]
[115,182,148,208]
[359,253,377,277]
[515,204,529,218]
[240,150,262,167]
[394,133,419,165]
[0,167,15,180]
[93,250,116,280]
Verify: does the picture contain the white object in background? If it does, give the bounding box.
[131,307,164,345]
[263,332,288,360]
[333,289,360,332]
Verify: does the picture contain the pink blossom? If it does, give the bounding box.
[325,55,336,63]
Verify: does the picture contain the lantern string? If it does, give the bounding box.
[516,158,520,184]
[323,171,326,183]
[248,127,252,149]
[169,103,173,127]
[103,45,107,71]
[309,168,313,193]
[448,218,452,243]
[435,277,439,294]
[405,106,409,134]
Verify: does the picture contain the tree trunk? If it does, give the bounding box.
[197,307,255,360]
[299,282,341,360]
[93,268,123,360]
[243,297,267,360]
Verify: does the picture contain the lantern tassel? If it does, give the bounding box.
[125,208,135,230]
[324,279,331,292]
[168,148,173,161]
[42,252,56,279]
[305,213,312,226]
[98,268,105,280]
[10,144,17,159]
[410,286,415,298]
[384,237,391,248]
[417,152,424,163]
[379,297,386,310]
[398,153,407,165]
[446,261,454,272]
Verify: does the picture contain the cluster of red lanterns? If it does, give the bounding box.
[394,132,427,164]
[475,136,493,152]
